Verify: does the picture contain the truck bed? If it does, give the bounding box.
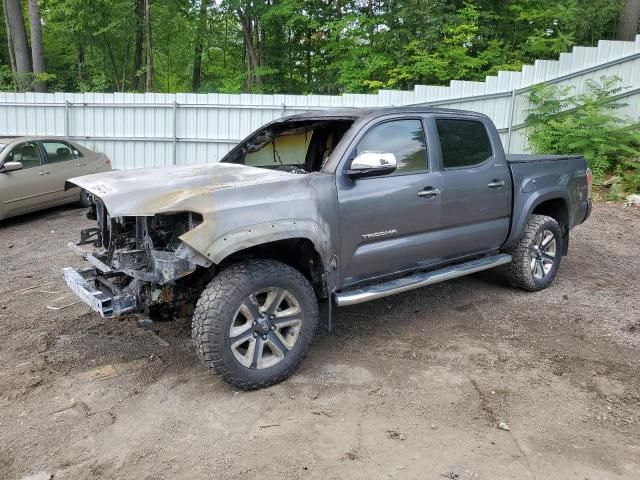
[505,153,590,248]
[506,154,583,163]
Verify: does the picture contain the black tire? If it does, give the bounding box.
[499,214,563,291]
[79,189,92,207]
[192,259,318,389]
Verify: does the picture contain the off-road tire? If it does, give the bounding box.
[499,214,563,291]
[79,189,92,207]
[192,259,318,389]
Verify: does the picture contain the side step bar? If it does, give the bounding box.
[334,254,512,307]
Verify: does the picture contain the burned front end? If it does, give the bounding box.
[63,199,211,318]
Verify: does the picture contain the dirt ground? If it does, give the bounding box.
[0,203,639,480]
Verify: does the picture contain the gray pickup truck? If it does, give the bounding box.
[63,106,592,389]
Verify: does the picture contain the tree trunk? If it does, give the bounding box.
[3,0,17,89]
[5,0,32,91]
[191,0,209,92]
[223,15,227,68]
[103,34,121,91]
[131,0,144,90]
[306,29,311,86]
[144,0,153,91]
[76,43,85,82]
[242,35,251,89]
[237,9,262,88]
[259,25,265,67]
[617,0,640,40]
[121,35,130,92]
[27,0,46,92]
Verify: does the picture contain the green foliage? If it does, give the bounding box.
[403,2,485,84]
[526,76,640,193]
[0,64,13,90]
[0,0,633,95]
[608,181,625,200]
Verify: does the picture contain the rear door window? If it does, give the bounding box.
[436,119,493,169]
[41,141,81,164]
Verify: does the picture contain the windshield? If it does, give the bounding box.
[245,129,312,169]
[222,119,353,173]
[0,143,6,153]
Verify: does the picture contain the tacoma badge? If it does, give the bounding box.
[362,229,398,239]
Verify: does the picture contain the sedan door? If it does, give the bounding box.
[0,141,54,218]
[337,117,443,286]
[39,140,90,202]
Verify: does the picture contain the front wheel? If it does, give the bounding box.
[500,214,563,291]
[192,260,318,389]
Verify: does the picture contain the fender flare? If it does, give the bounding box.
[503,188,570,249]
[190,219,332,267]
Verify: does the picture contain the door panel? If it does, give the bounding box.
[40,141,89,202]
[337,118,443,286]
[436,118,512,259]
[1,142,54,217]
[338,173,443,284]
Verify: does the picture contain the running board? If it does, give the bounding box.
[334,254,512,307]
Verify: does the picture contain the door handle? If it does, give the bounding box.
[38,170,51,176]
[76,163,87,167]
[417,187,440,198]
[487,179,505,189]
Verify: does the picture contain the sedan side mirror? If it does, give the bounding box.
[0,161,23,173]
[345,152,397,178]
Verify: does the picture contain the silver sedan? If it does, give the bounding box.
[0,137,112,221]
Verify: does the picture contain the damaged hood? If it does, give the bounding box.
[68,162,339,267]
[67,163,304,217]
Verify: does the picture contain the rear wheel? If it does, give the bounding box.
[500,214,563,291]
[192,260,318,389]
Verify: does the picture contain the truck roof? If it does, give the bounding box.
[283,105,490,122]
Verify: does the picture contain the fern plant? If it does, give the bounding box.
[526,76,640,193]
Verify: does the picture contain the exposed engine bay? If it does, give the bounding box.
[65,198,210,318]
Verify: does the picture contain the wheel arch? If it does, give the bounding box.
[531,198,569,229]
[505,189,570,252]
[215,234,329,300]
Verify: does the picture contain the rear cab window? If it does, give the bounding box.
[435,119,493,169]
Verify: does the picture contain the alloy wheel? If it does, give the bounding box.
[229,287,302,369]
[530,229,557,280]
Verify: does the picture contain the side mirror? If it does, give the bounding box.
[0,161,23,173]
[345,152,397,178]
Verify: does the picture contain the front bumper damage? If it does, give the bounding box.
[64,239,205,318]
[63,266,136,317]
[63,202,211,318]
